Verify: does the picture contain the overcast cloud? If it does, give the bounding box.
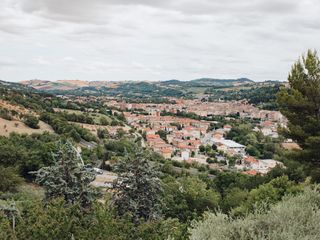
[0,0,319,82]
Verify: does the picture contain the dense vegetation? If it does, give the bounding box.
[190,186,320,240]
[206,83,282,110]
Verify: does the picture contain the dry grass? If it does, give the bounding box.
[0,99,36,117]
[0,117,54,137]
[71,122,130,136]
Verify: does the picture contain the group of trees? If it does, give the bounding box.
[206,84,281,110]
[40,112,97,142]
[57,111,95,125]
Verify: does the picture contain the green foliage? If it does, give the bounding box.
[231,176,303,216]
[0,132,59,178]
[156,130,168,142]
[23,115,40,129]
[32,141,100,208]
[112,149,163,223]
[207,84,281,110]
[0,108,13,120]
[97,128,109,139]
[0,166,23,193]
[162,176,220,222]
[40,112,97,142]
[277,50,320,167]
[189,186,320,240]
[0,199,185,240]
[57,111,94,124]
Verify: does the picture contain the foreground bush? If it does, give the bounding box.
[189,187,320,240]
[0,199,184,240]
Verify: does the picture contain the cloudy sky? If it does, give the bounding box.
[0,0,320,82]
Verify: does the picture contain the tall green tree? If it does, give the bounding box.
[32,141,100,208]
[277,50,320,164]
[112,149,163,223]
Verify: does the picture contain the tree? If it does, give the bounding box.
[0,166,23,192]
[23,115,39,129]
[277,50,320,165]
[162,176,220,222]
[156,130,168,142]
[32,141,100,208]
[112,149,163,223]
[97,128,109,139]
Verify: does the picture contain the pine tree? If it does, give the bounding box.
[112,148,163,223]
[32,141,100,208]
[277,50,320,164]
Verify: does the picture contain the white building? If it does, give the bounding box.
[214,139,246,156]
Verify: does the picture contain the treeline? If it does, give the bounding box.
[206,85,281,110]
[57,111,95,124]
[0,132,59,179]
[40,112,97,142]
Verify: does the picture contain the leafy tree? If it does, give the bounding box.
[32,141,100,208]
[23,115,39,129]
[112,149,163,223]
[277,50,320,166]
[162,176,220,222]
[0,132,59,179]
[97,128,109,139]
[0,167,23,193]
[156,130,168,142]
[221,187,248,212]
[231,176,302,216]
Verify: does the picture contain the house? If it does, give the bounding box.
[214,139,246,155]
[160,148,173,159]
[181,150,190,160]
[223,124,232,132]
[243,157,284,175]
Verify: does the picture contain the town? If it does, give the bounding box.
[100,97,287,176]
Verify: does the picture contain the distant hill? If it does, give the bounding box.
[20,78,255,91]
[0,80,37,92]
[161,78,254,87]
[18,78,284,100]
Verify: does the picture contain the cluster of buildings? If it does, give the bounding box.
[105,98,286,124]
[124,112,210,160]
[123,104,285,175]
[203,128,283,175]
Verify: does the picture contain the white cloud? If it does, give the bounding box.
[0,0,320,81]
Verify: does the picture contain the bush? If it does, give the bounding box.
[0,166,23,192]
[23,115,39,129]
[190,187,320,240]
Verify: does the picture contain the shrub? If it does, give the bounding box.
[0,166,23,192]
[23,115,39,129]
[190,187,320,240]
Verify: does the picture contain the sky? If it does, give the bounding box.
[0,0,320,82]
